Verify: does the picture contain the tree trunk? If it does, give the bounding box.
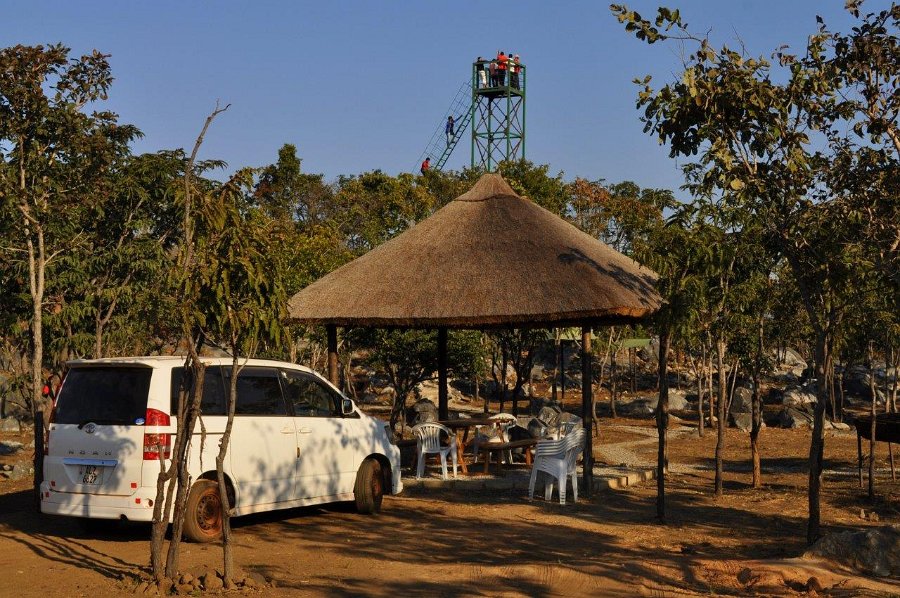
[714,337,727,497]
[868,343,877,500]
[656,329,670,522]
[750,317,764,489]
[217,357,240,586]
[807,328,831,545]
[27,227,47,426]
[697,342,705,437]
[611,349,618,417]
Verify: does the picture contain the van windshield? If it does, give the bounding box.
[54,367,152,426]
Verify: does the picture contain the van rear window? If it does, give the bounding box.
[54,367,152,426]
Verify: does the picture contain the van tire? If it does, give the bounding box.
[354,458,384,514]
[184,480,222,543]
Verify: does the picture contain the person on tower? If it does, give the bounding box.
[511,54,521,89]
[489,58,498,87]
[476,56,487,88]
[446,115,455,145]
[420,157,431,174]
[497,51,508,86]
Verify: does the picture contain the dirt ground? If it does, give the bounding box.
[1,415,899,597]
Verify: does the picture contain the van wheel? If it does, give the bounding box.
[184,480,222,543]
[354,459,384,514]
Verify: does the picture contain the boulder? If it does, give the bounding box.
[781,348,808,368]
[782,386,817,406]
[778,406,814,429]
[538,405,562,428]
[0,418,21,433]
[730,387,754,414]
[618,399,654,416]
[529,397,561,415]
[638,391,690,412]
[803,525,900,577]
[1,462,33,481]
[731,413,765,433]
[526,417,549,439]
[409,398,438,424]
[0,440,24,455]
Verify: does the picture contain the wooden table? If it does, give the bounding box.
[476,438,540,474]
[438,418,502,475]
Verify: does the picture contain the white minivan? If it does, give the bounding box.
[40,357,402,541]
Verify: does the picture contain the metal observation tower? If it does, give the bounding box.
[417,58,526,172]
[470,58,526,171]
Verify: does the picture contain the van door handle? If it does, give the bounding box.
[298,427,311,434]
[280,427,294,434]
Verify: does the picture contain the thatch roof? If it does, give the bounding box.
[287,173,661,328]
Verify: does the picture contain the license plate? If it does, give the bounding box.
[79,465,101,485]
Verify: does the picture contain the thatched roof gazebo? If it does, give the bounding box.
[288,173,661,493]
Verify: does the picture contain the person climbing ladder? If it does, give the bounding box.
[445,115,455,145]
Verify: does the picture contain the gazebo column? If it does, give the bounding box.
[438,327,449,421]
[582,326,593,497]
[327,325,340,389]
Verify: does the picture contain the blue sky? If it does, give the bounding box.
[4,1,869,196]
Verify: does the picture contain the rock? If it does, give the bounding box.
[2,462,33,481]
[778,406,813,429]
[529,397,561,415]
[538,405,562,427]
[637,391,690,412]
[178,573,194,585]
[732,413,752,432]
[803,525,900,577]
[175,583,193,594]
[241,576,257,589]
[782,348,808,368]
[619,399,653,416]
[156,578,173,595]
[0,418,21,433]
[730,387,754,414]
[737,567,754,584]
[830,421,851,431]
[409,398,437,425]
[526,417,549,439]
[782,386,817,406]
[247,572,267,587]
[201,572,224,590]
[358,393,378,404]
[806,576,825,592]
[0,441,24,455]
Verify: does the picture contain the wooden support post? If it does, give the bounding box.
[327,325,339,389]
[438,327,449,421]
[582,327,593,498]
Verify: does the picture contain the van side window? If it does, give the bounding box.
[227,367,288,416]
[170,367,226,416]
[280,370,338,417]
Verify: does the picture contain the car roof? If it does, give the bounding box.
[65,356,319,375]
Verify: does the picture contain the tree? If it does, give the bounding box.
[612,2,897,542]
[0,44,139,421]
[352,328,485,432]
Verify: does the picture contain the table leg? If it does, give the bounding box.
[456,435,468,475]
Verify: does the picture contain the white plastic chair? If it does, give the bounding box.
[412,422,458,480]
[528,428,586,504]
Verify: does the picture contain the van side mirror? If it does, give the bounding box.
[341,398,354,416]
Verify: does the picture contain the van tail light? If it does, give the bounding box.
[143,409,171,461]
